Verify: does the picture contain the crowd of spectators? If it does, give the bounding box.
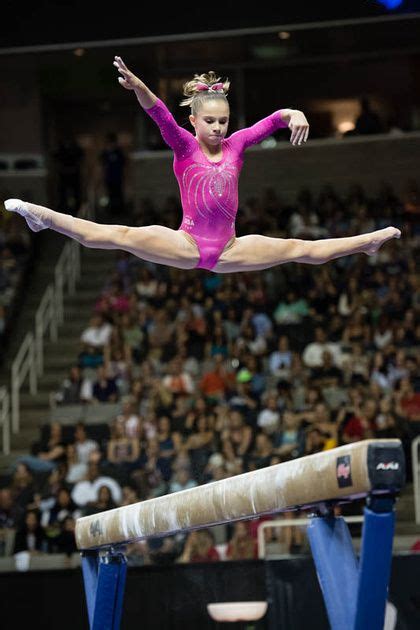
[0,206,33,364]
[0,179,419,566]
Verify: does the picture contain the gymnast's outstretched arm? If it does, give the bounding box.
[113,55,157,109]
[228,108,310,151]
[114,56,194,157]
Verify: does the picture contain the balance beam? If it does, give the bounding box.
[76,438,404,551]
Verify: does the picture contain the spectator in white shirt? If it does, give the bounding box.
[74,423,99,464]
[80,314,113,351]
[302,327,342,368]
[268,335,293,378]
[71,462,122,507]
[257,394,281,435]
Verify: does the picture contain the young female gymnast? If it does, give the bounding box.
[4,56,400,273]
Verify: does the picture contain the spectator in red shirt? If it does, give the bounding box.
[395,377,420,421]
[177,529,220,563]
[226,521,258,560]
[199,353,234,403]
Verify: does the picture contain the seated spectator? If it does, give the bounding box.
[78,314,112,368]
[199,353,234,403]
[305,428,327,455]
[302,326,343,368]
[395,377,420,421]
[184,414,215,481]
[20,422,66,473]
[71,462,122,507]
[13,510,46,555]
[54,516,78,556]
[132,438,171,499]
[247,433,274,470]
[221,410,253,460]
[202,452,227,483]
[54,365,92,405]
[177,529,220,563]
[106,419,140,480]
[40,487,80,550]
[205,323,230,358]
[226,521,258,561]
[310,403,339,448]
[92,365,119,403]
[135,268,158,299]
[120,312,145,365]
[268,335,293,379]
[273,291,309,325]
[341,312,370,348]
[257,393,281,435]
[74,422,99,464]
[156,415,176,460]
[342,343,369,385]
[235,323,267,357]
[273,411,305,460]
[228,373,259,423]
[65,444,88,485]
[95,280,131,317]
[83,485,117,517]
[373,316,394,350]
[80,314,113,351]
[169,468,198,493]
[120,485,140,506]
[337,402,372,444]
[162,356,195,396]
[54,366,93,405]
[104,341,132,396]
[311,350,344,388]
[0,488,24,546]
[115,396,142,439]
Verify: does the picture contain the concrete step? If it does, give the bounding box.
[19,408,52,425]
[11,426,41,449]
[44,338,84,351]
[395,521,420,536]
[19,391,51,409]
[43,356,82,370]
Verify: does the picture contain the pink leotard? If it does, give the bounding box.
[144,98,288,270]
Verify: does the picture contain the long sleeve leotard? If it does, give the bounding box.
[144,98,288,270]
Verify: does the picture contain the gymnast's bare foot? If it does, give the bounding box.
[4,199,50,232]
[363,227,401,256]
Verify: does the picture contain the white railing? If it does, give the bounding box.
[412,436,420,525]
[0,386,10,455]
[257,515,364,559]
[2,200,94,451]
[11,331,38,434]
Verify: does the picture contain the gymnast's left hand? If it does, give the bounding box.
[289,111,309,146]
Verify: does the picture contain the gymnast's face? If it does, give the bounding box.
[189,100,230,147]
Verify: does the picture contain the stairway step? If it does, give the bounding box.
[11,427,41,449]
[19,391,51,408]
[43,357,80,369]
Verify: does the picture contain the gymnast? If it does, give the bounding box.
[4,55,400,273]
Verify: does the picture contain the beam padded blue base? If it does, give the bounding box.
[308,498,395,630]
[82,551,127,630]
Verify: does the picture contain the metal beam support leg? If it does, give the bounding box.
[81,549,127,630]
[307,496,396,630]
[307,514,359,629]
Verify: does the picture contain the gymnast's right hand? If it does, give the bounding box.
[113,56,142,90]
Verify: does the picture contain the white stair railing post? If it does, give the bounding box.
[0,386,10,455]
[412,436,420,525]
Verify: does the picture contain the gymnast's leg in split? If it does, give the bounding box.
[3,199,400,273]
[212,226,401,273]
[3,199,199,270]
